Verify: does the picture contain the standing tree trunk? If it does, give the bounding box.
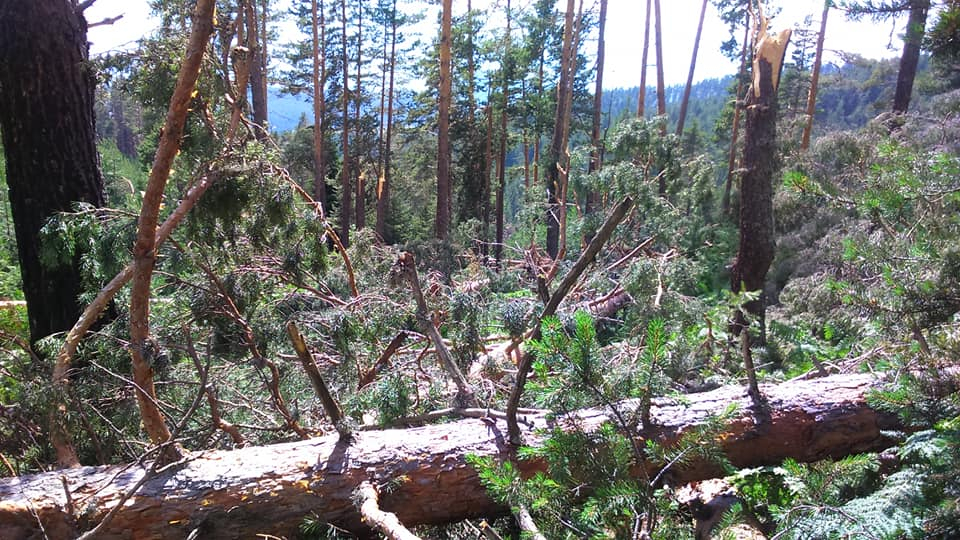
[893,0,930,113]
[653,0,666,127]
[376,0,398,241]
[340,0,352,246]
[112,92,138,160]
[722,21,751,216]
[466,0,477,122]
[0,0,107,347]
[637,0,652,117]
[354,0,365,231]
[435,0,453,240]
[731,18,791,341]
[675,0,709,136]
[312,0,327,208]
[589,0,608,175]
[801,1,830,150]
[244,0,268,133]
[482,98,493,257]
[545,0,577,260]
[495,0,512,265]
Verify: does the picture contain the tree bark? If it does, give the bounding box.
[495,0,512,265]
[801,1,830,150]
[637,0,652,117]
[128,0,216,459]
[354,0,365,231]
[340,0,352,246]
[436,0,453,240]
[653,0,666,127]
[0,372,901,539]
[722,22,751,216]
[893,0,930,113]
[312,0,328,208]
[589,0,608,175]
[545,0,576,259]
[731,20,791,327]
[675,0,709,136]
[0,0,107,345]
[376,0,398,241]
[244,0,268,133]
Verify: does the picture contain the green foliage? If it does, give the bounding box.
[469,314,735,538]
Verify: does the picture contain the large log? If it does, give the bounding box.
[0,373,899,539]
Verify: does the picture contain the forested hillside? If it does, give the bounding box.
[1,1,959,539]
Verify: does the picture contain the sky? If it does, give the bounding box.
[85,0,908,90]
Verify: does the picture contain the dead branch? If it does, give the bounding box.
[359,331,409,389]
[507,196,634,444]
[355,481,422,540]
[389,252,479,408]
[184,326,245,446]
[287,321,348,439]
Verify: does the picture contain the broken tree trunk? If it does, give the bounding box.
[0,372,899,539]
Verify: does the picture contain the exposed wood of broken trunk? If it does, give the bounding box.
[0,372,899,539]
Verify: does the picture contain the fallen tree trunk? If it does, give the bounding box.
[0,373,900,539]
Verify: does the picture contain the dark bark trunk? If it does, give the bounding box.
[340,0,352,246]
[436,0,453,240]
[244,0,268,133]
[0,0,107,345]
[731,24,791,327]
[111,92,138,161]
[546,0,576,259]
[482,101,493,257]
[495,0,511,265]
[0,372,900,539]
[892,0,930,113]
[675,0,709,136]
[354,0,365,231]
[312,0,328,208]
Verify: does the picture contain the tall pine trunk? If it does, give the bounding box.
[589,0,607,175]
[675,0,709,136]
[495,0,512,265]
[722,21,750,216]
[893,0,930,113]
[339,0,352,245]
[801,1,830,150]
[128,0,217,463]
[637,0,651,117]
[312,0,327,208]
[354,0,365,231]
[244,0,268,133]
[653,0,666,126]
[376,0,398,241]
[436,0,453,240]
[732,21,791,334]
[545,0,576,259]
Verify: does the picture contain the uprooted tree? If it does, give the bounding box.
[0,372,901,539]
